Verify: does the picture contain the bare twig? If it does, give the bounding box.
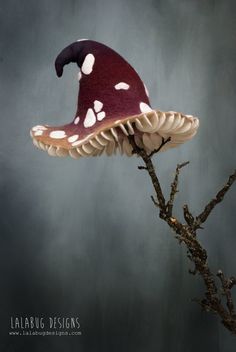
[166,161,190,217]
[128,136,236,334]
[217,270,236,317]
[128,135,166,209]
[151,195,159,207]
[148,137,171,157]
[194,170,236,229]
[183,204,195,227]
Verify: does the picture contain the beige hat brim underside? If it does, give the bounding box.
[30,110,199,158]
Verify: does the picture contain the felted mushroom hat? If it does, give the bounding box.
[30,39,199,158]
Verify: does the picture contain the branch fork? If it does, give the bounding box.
[128,135,236,334]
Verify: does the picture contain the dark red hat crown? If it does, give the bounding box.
[55,39,152,129]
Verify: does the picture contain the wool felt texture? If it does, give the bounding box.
[30,39,199,158]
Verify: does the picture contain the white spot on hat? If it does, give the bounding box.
[115,82,130,90]
[140,102,152,113]
[82,53,95,75]
[84,108,96,127]
[144,83,149,97]
[74,116,80,125]
[68,134,79,143]
[49,130,66,139]
[97,111,106,121]
[77,38,88,42]
[32,125,47,131]
[94,100,103,113]
[34,130,43,136]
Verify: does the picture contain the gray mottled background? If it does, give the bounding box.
[0,0,236,351]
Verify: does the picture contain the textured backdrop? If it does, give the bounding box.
[0,0,236,351]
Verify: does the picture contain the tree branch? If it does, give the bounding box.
[148,137,171,157]
[183,204,195,227]
[194,170,236,229]
[128,135,166,209]
[166,161,190,217]
[129,136,236,334]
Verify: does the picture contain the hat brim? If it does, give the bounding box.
[30,110,199,158]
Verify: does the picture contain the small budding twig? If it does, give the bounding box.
[166,161,190,217]
[128,135,236,334]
